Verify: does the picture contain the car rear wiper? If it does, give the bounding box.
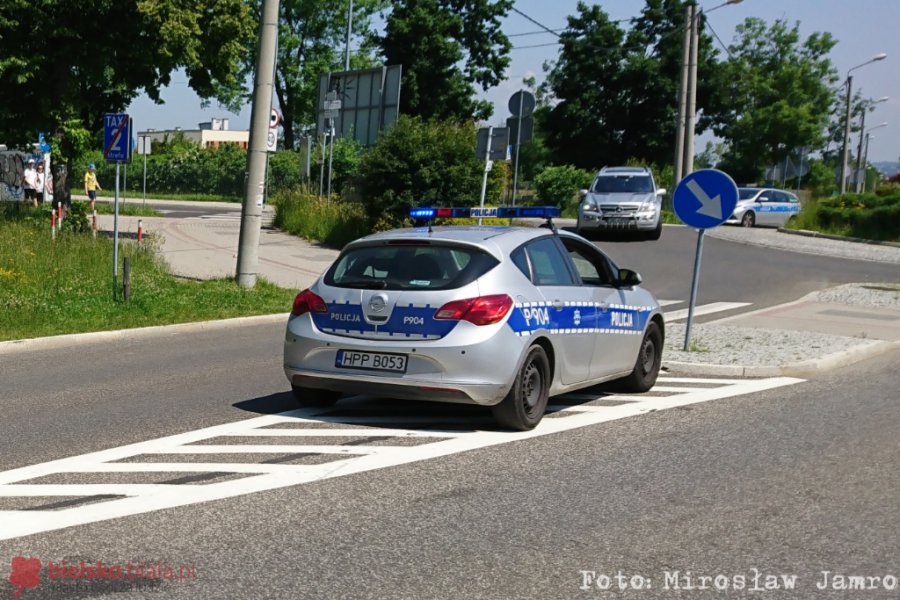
[337,278,387,289]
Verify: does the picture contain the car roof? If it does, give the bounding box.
[739,186,797,194]
[599,166,651,175]
[346,225,559,259]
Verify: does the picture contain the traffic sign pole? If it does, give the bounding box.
[478,126,493,225]
[113,162,120,300]
[672,169,739,352]
[683,228,705,351]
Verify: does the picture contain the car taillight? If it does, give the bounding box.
[291,289,328,316]
[434,294,513,326]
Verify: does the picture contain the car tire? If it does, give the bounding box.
[741,212,755,228]
[291,385,341,407]
[617,321,662,393]
[645,221,662,241]
[492,345,550,431]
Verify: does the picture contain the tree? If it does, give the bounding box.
[379,0,513,121]
[711,18,837,182]
[241,0,387,150]
[357,115,505,224]
[540,0,720,169]
[0,0,254,162]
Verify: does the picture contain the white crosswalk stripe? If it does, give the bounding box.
[660,300,752,321]
[0,375,802,541]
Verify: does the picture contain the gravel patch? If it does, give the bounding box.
[663,282,897,367]
[807,282,900,308]
[663,322,871,366]
[705,226,900,264]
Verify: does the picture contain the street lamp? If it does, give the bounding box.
[840,53,887,194]
[861,122,888,193]
[854,96,889,191]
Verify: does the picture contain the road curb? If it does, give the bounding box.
[777,226,900,248]
[0,313,289,355]
[663,339,898,377]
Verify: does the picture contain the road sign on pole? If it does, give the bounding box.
[103,113,132,163]
[672,169,739,351]
[475,127,509,161]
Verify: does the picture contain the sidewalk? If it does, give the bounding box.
[95,208,339,290]
[20,203,900,375]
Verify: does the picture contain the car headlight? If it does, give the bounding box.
[638,200,659,213]
[582,199,598,211]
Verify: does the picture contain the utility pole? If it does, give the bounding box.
[236,0,279,288]
[673,4,692,184]
[345,0,353,71]
[684,4,700,176]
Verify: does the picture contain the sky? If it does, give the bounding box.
[126,0,900,163]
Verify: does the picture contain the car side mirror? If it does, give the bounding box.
[757,197,767,203]
[656,188,666,196]
[578,189,588,197]
[617,268,642,287]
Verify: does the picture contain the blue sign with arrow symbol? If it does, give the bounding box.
[673,169,739,229]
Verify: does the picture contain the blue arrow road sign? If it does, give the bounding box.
[673,169,739,229]
[103,113,132,162]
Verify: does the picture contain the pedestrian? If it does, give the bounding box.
[83,163,101,212]
[34,162,46,206]
[23,158,38,207]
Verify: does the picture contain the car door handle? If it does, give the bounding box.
[598,302,609,311]
[551,300,565,310]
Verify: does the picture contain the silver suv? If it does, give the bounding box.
[577,166,666,240]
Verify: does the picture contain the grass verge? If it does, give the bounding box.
[71,189,241,203]
[93,203,161,217]
[0,207,295,342]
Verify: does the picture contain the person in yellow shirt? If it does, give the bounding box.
[83,163,102,212]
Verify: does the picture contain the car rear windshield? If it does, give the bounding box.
[324,243,500,290]
[591,175,653,194]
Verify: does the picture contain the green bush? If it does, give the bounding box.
[357,115,505,224]
[272,188,370,248]
[795,191,900,241]
[534,165,594,209]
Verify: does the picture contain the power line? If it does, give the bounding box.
[510,7,561,37]
[512,41,561,50]
[704,18,733,58]
[508,28,566,38]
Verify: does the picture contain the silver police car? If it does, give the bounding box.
[284,208,665,430]
[725,187,801,228]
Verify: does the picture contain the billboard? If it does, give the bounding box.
[316,65,402,146]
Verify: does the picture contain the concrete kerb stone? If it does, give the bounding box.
[0,313,289,356]
[777,226,900,249]
[663,339,898,378]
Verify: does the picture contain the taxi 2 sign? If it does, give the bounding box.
[103,113,132,162]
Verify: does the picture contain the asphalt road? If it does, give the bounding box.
[580,226,899,322]
[1,321,897,599]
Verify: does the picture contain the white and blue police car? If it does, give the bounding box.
[725,187,801,228]
[284,206,665,430]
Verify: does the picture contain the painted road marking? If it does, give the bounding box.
[663,301,752,322]
[0,376,802,540]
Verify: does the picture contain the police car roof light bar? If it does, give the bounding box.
[409,206,560,220]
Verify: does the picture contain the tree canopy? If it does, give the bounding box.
[0,0,254,159]
[539,0,720,170]
[711,18,837,181]
[379,0,513,121]
[245,0,387,150]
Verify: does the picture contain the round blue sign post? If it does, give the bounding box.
[672,169,739,351]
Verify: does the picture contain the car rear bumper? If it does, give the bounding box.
[283,316,522,406]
